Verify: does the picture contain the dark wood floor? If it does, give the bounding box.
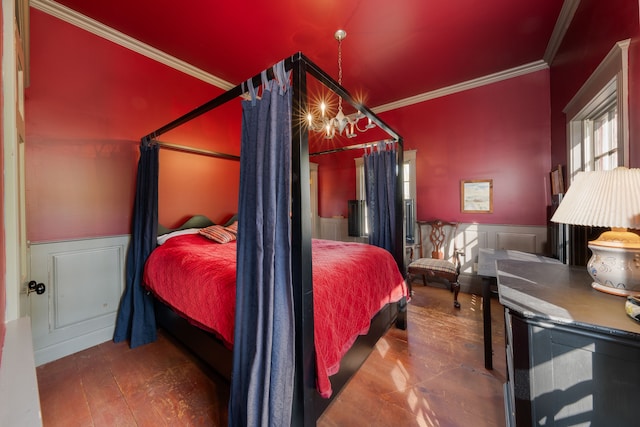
[36,284,506,426]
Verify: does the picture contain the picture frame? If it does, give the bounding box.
[550,164,564,195]
[461,179,493,213]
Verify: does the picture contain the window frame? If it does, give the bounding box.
[564,39,629,181]
[356,149,416,199]
[560,39,629,265]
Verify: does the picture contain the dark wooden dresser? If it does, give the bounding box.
[496,260,640,427]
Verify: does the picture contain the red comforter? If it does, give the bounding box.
[144,234,406,398]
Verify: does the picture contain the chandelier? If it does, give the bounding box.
[306,30,376,139]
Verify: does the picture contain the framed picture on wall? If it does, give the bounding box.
[461,179,493,213]
[550,164,565,195]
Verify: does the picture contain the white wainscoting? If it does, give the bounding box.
[456,223,548,273]
[29,235,129,366]
[319,217,367,243]
[319,217,549,274]
[318,217,362,242]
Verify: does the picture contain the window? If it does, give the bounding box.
[565,40,629,179]
[570,80,620,174]
[403,151,417,244]
[589,100,618,171]
[561,39,629,265]
[354,149,416,241]
[403,162,411,199]
[354,157,368,235]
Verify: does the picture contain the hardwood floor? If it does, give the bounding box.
[36,285,506,426]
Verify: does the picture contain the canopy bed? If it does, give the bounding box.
[113,52,406,426]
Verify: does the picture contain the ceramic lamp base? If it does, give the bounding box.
[587,236,640,296]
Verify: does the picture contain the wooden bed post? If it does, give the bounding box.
[289,54,316,427]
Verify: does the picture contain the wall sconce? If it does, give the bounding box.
[550,167,640,296]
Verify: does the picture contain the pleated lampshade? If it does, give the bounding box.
[550,167,640,229]
[551,166,640,296]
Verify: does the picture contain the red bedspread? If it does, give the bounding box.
[144,234,406,398]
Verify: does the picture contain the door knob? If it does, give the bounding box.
[28,280,46,295]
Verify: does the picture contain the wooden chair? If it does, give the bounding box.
[408,220,462,308]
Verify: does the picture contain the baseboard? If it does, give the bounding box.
[0,317,43,426]
[34,325,115,366]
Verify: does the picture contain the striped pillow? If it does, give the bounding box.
[225,221,238,235]
[199,225,236,244]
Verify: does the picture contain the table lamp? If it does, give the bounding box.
[550,167,640,296]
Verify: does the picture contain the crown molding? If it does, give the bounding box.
[30,0,235,90]
[33,0,555,115]
[543,0,581,65]
[372,60,549,114]
[563,39,630,117]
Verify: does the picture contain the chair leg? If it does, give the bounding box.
[405,276,413,298]
[452,280,461,309]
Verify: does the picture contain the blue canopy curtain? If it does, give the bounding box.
[364,141,397,252]
[113,139,159,348]
[229,62,296,426]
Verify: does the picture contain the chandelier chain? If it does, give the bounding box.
[337,36,343,112]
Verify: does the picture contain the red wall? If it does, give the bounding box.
[316,70,552,226]
[317,2,640,225]
[26,10,240,242]
[549,0,640,170]
[158,149,240,228]
[26,2,640,244]
[313,150,358,218]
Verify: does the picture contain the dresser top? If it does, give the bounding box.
[477,248,561,278]
[496,259,640,338]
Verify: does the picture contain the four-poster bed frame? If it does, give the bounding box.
[141,52,405,425]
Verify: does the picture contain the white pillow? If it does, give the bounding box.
[157,228,200,245]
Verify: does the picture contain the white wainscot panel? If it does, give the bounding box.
[319,217,368,243]
[458,223,548,274]
[30,235,129,366]
[53,247,123,328]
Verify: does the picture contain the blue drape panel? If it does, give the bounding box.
[229,73,295,426]
[364,144,396,252]
[113,141,159,348]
